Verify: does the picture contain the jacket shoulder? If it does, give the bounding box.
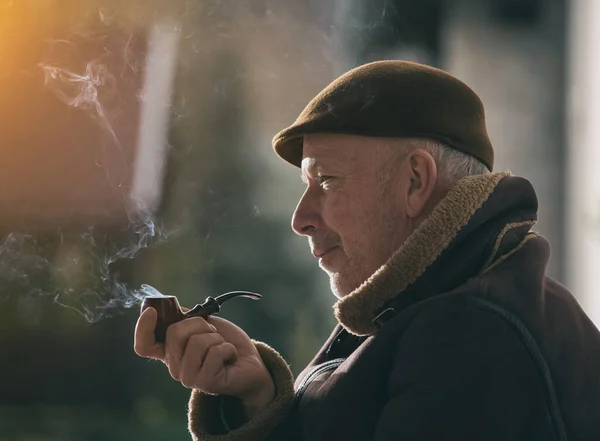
[378,296,565,440]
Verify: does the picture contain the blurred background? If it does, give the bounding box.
[1,0,599,439]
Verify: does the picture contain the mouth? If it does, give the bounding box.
[312,246,338,259]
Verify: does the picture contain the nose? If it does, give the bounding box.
[291,187,321,236]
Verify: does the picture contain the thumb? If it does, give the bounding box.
[139,305,158,328]
[134,307,165,359]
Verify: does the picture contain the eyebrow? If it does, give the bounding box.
[300,159,320,184]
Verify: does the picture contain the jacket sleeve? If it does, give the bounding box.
[187,340,297,441]
[374,302,555,441]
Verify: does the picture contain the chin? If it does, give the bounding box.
[329,276,359,299]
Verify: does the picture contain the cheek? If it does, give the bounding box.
[321,195,355,228]
[321,195,372,240]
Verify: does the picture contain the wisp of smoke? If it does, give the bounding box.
[40,61,120,147]
[0,209,178,323]
[28,40,175,323]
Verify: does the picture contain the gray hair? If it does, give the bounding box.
[384,138,490,187]
[419,140,490,185]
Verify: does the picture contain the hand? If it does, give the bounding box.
[134,307,275,419]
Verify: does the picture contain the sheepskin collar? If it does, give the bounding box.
[334,172,540,336]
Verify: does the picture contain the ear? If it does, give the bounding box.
[404,149,438,219]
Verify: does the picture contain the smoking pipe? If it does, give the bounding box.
[140,289,262,343]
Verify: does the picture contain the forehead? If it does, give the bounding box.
[302,134,370,164]
[300,134,403,174]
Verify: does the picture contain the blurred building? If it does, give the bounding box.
[1,0,596,324]
[4,1,600,439]
[3,0,595,322]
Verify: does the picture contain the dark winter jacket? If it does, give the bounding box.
[187,172,600,441]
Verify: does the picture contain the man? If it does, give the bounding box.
[134,60,600,440]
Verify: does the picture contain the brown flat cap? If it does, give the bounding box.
[272,60,494,171]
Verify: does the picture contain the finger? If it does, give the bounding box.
[179,306,217,330]
[178,332,226,388]
[134,307,165,359]
[165,316,214,379]
[196,342,238,393]
[206,315,243,340]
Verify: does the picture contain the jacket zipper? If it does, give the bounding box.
[294,358,345,404]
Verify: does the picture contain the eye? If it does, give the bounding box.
[318,175,334,186]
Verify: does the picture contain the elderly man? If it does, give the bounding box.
[135,61,600,440]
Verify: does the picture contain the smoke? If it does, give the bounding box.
[0,209,178,323]
[6,0,397,324]
[0,27,180,323]
[40,61,120,148]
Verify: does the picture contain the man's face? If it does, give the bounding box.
[291,134,412,298]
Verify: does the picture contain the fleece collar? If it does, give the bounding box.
[334,172,539,336]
